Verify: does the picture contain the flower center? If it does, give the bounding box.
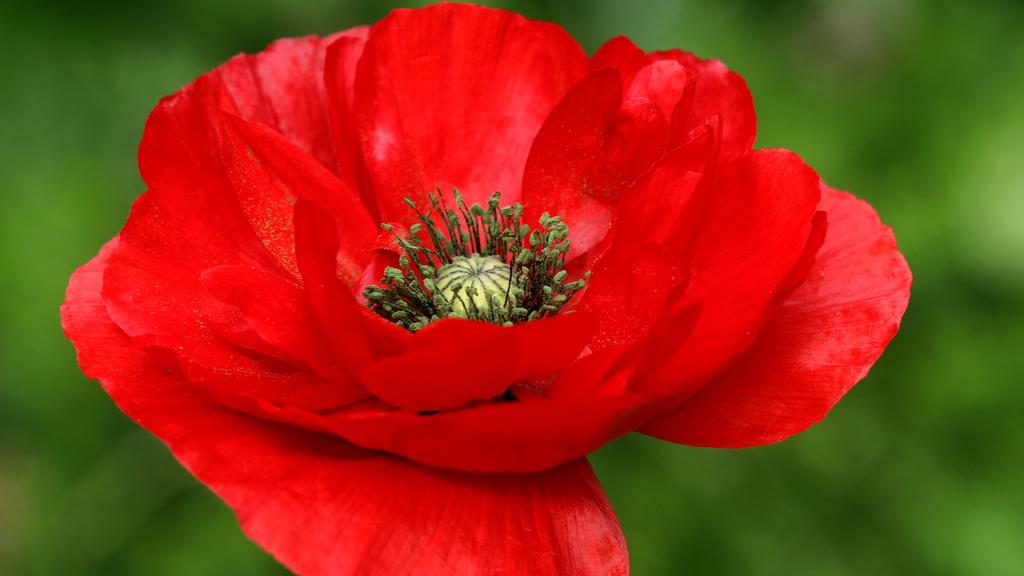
[363,189,588,331]
[436,254,512,318]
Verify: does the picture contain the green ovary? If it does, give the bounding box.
[435,254,513,318]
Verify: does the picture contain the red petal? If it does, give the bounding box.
[360,313,595,411]
[202,34,362,276]
[223,113,376,286]
[135,33,371,283]
[521,71,621,258]
[183,358,359,413]
[354,3,587,221]
[637,149,822,389]
[226,325,679,473]
[105,75,342,410]
[626,60,694,138]
[360,319,518,411]
[102,189,269,351]
[609,125,712,249]
[641,185,911,446]
[61,243,628,575]
[590,35,649,85]
[322,30,377,215]
[592,37,717,151]
[580,243,681,352]
[603,97,668,201]
[776,210,829,298]
[108,54,378,411]
[113,61,312,349]
[280,392,652,473]
[213,34,347,172]
[292,198,407,367]
[653,49,756,156]
[135,75,281,269]
[577,126,719,346]
[521,70,667,259]
[509,312,597,382]
[200,264,341,383]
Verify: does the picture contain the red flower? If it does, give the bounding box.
[61,3,911,574]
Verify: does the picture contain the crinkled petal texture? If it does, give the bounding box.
[62,3,910,574]
[64,241,627,576]
[640,184,912,446]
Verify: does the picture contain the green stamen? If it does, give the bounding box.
[363,189,588,331]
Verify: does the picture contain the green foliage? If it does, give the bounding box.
[1,1,1022,574]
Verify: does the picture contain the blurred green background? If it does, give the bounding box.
[2,0,1022,574]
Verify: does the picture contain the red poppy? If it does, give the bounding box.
[61,3,911,574]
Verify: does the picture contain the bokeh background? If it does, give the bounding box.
[2,0,1022,574]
